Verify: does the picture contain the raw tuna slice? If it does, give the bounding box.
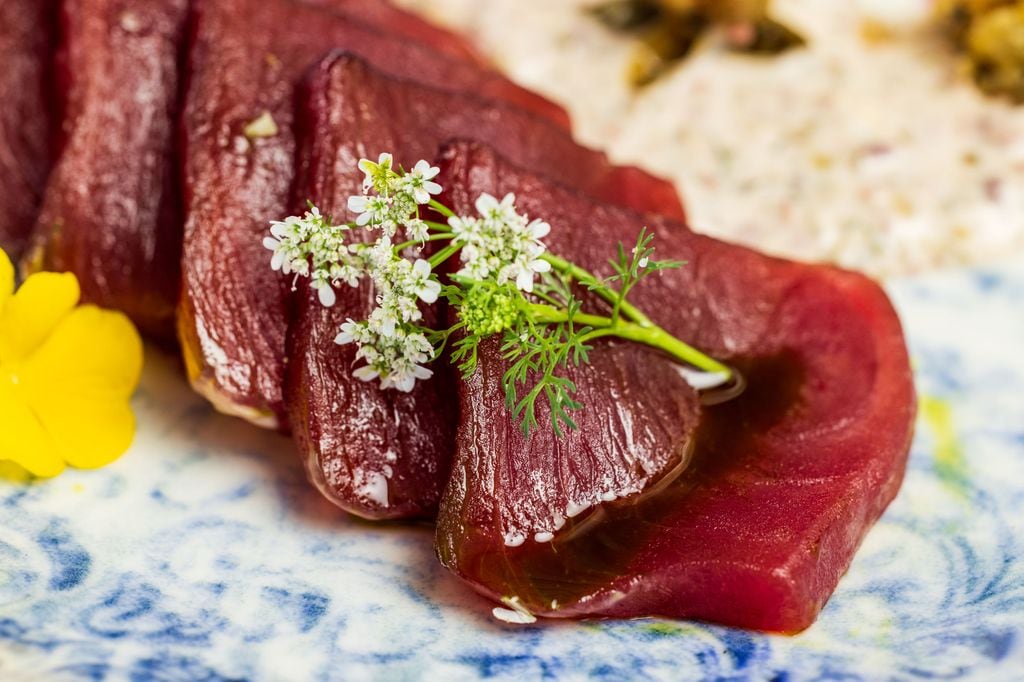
[179,0,571,428]
[304,0,484,65]
[26,0,189,341]
[434,142,916,633]
[288,53,686,519]
[0,0,58,260]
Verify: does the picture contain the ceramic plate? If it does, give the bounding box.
[1,260,1022,681]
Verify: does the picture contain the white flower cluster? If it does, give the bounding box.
[360,237,442,334]
[332,155,445,392]
[265,154,559,396]
[346,153,441,240]
[449,193,551,293]
[333,236,440,393]
[336,320,434,392]
[264,206,362,307]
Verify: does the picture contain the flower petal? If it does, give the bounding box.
[0,248,13,311]
[517,270,535,292]
[347,195,367,213]
[0,271,80,364]
[418,281,442,304]
[413,259,432,277]
[353,366,379,382]
[529,220,551,239]
[475,193,498,215]
[22,305,142,402]
[0,382,64,478]
[18,306,142,469]
[30,394,136,470]
[318,285,337,307]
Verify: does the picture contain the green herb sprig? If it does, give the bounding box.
[265,153,733,436]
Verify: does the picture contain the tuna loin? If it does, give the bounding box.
[27,0,189,341]
[178,0,571,428]
[304,0,485,65]
[434,142,916,633]
[0,0,57,260]
[287,53,687,518]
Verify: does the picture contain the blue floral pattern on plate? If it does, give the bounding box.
[1,261,1022,681]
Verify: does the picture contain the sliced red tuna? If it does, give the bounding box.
[25,0,189,341]
[434,142,916,633]
[304,0,485,65]
[178,0,571,428]
[0,0,58,260]
[287,53,686,519]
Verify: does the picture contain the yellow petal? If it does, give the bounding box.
[0,382,65,478]
[23,305,143,400]
[0,271,80,363]
[20,306,142,470]
[0,248,13,312]
[0,460,35,483]
[30,394,136,469]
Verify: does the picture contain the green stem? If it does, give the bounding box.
[429,243,461,269]
[540,253,654,328]
[408,198,729,379]
[526,303,731,378]
[425,220,451,232]
[428,199,455,218]
[527,304,616,331]
[392,233,454,253]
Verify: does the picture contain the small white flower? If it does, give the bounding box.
[384,361,433,392]
[358,153,395,192]
[265,205,364,305]
[402,160,443,205]
[342,323,435,393]
[405,218,429,244]
[265,238,287,270]
[450,193,551,293]
[366,235,395,272]
[516,269,535,292]
[352,196,391,227]
[447,215,476,241]
[370,306,399,337]
[335,319,361,345]
[410,259,442,304]
[475,193,518,225]
[516,257,552,293]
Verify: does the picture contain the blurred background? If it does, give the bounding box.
[397,0,1024,277]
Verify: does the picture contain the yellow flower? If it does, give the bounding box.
[0,249,142,478]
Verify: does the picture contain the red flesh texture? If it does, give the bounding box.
[0,0,57,260]
[301,0,485,65]
[287,53,686,518]
[178,0,571,428]
[434,142,916,633]
[27,0,188,342]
